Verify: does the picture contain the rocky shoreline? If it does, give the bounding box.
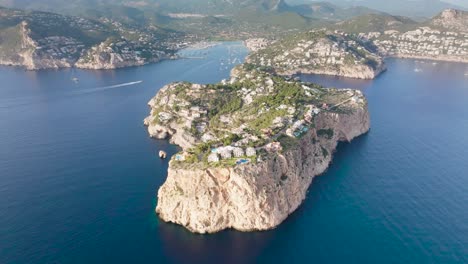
[152,108,369,233]
[2,38,466,72]
[278,62,387,80]
[144,64,371,233]
[385,54,468,64]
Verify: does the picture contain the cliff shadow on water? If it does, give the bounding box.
[152,134,371,263]
[156,220,275,263]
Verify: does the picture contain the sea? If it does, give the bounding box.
[0,42,467,263]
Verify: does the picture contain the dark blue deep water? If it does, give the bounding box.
[0,43,467,263]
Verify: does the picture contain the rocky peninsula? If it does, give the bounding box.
[145,64,370,233]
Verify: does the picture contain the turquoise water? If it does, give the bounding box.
[0,43,467,263]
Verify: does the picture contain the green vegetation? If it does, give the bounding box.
[321,146,329,158]
[222,134,241,146]
[0,24,23,55]
[247,29,384,76]
[249,109,288,130]
[317,129,334,139]
[207,93,243,118]
[332,13,417,33]
[278,135,298,151]
[149,62,368,168]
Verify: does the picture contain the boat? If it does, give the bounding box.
[71,77,79,83]
[414,68,422,73]
[159,150,167,159]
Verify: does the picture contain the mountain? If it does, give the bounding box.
[427,8,468,31]
[0,0,377,20]
[0,0,288,14]
[0,0,392,36]
[283,1,381,20]
[333,8,468,34]
[287,0,467,18]
[0,1,315,38]
[333,13,417,33]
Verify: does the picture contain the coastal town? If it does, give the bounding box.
[2,5,468,70]
[357,27,468,62]
[0,7,191,69]
[246,30,385,79]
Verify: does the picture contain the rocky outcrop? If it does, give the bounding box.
[75,39,165,70]
[0,21,74,70]
[77,39,172,69]
[75,53,145,70]
[430,9,468,32]
[143,95,198,150]
[155,107,369,233]
[0,21,168,70]
[147,67,371,233]
[281,61,386,79]
[244,38,272,52]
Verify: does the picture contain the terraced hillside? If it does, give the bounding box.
[246,30,385,79]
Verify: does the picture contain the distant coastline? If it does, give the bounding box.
[385,54,468,64]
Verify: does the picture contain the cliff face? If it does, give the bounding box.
[0,22,74,70]
[143,96,198,150]
[430,9,468,32]
[75,39,164,70]
[151,87,370,233]
[0,19,168,70]
[75,51,145,70]
[286,62,386,80]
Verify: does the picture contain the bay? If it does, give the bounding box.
[0,43,467,263]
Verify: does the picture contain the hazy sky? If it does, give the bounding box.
[287,0,468,8]
[286,0,467,18]
[443,0,468,8]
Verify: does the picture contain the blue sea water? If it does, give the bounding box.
[0,43,467,263]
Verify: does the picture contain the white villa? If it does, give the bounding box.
[233,147,244,158]
[246,147,256,157]
[208,153,220,163]
[219,148,233,159]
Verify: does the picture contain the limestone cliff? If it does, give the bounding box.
[145,64,370,233]
[0,22,75,70]
[430,9,468,32]
[156,108,369,233]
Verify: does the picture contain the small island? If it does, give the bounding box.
[144,63,370,233]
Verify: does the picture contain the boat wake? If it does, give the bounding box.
[0,81,144,109]
[73,81,143,94]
